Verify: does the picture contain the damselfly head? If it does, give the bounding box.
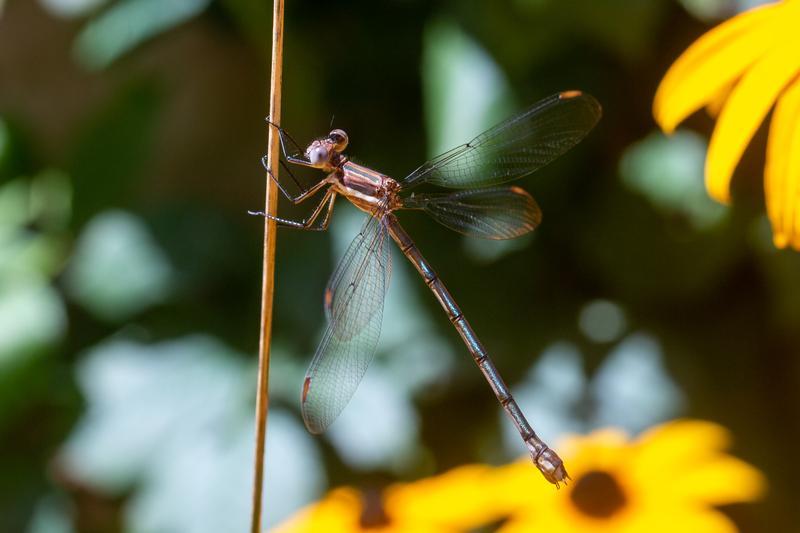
[304,129,348,169]
[328,129,349,152]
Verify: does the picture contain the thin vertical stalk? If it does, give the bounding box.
[250,0,284,531]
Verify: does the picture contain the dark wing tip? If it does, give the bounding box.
[559,90,603,120]
[559,90,583,99]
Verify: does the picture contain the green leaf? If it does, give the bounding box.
[422,19,515,158]
[0,281,65,375]
[64,210,173,321]
[620,130,727,230]
[39,0,109,19]
[0,174,70,284]
[74,0,211,70]
[60,336,325,530]
[26,494,74,533]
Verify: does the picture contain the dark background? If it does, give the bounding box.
[0,0,797,531]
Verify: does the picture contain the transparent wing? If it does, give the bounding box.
[324,202,390,321]
[402,186,541,240]
[402,91,601,189]
[302,211,392,434]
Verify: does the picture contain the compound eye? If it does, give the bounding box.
[308,145,329,165]
[329,129,349,151]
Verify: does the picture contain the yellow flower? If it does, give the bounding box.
[271,420,765,533]
[653,0,800,249]
[270,464,505,533]
[495,421,765,533]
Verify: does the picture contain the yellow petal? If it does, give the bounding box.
[634,420,731,469]
[675,511,740,533]
[766,76,800,248]
[490,460,559,513]
[671,456,767,505]
[271,488,362,533]
[654,1,785,133]
[626,509,740,533]
[705,42,800,203]
[386,464,503,528]
[705,82,734,118]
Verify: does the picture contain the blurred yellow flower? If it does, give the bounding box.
[495,421,765,533]
[271,464,504,533]
[653,0,800,249]
[271,420,765,533]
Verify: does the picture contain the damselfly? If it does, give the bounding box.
[251,91,601,486]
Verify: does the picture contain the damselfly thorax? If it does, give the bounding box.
[330,160,402,213]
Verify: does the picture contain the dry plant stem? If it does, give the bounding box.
[250,0,284,531]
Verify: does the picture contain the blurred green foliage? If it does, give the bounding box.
[0,0,796,532]
[74,0,211,70]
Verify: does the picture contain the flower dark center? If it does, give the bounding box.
[469,517,510,532]
[359,489,391,529]
[569,470,627,519]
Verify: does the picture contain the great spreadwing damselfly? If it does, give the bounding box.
[251,91,601,486]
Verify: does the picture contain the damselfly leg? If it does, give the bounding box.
[255,120,340,230]
[248,189,337,231]
[265,117,320,169]
[260,156,329,204]
[262,118,325,201]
